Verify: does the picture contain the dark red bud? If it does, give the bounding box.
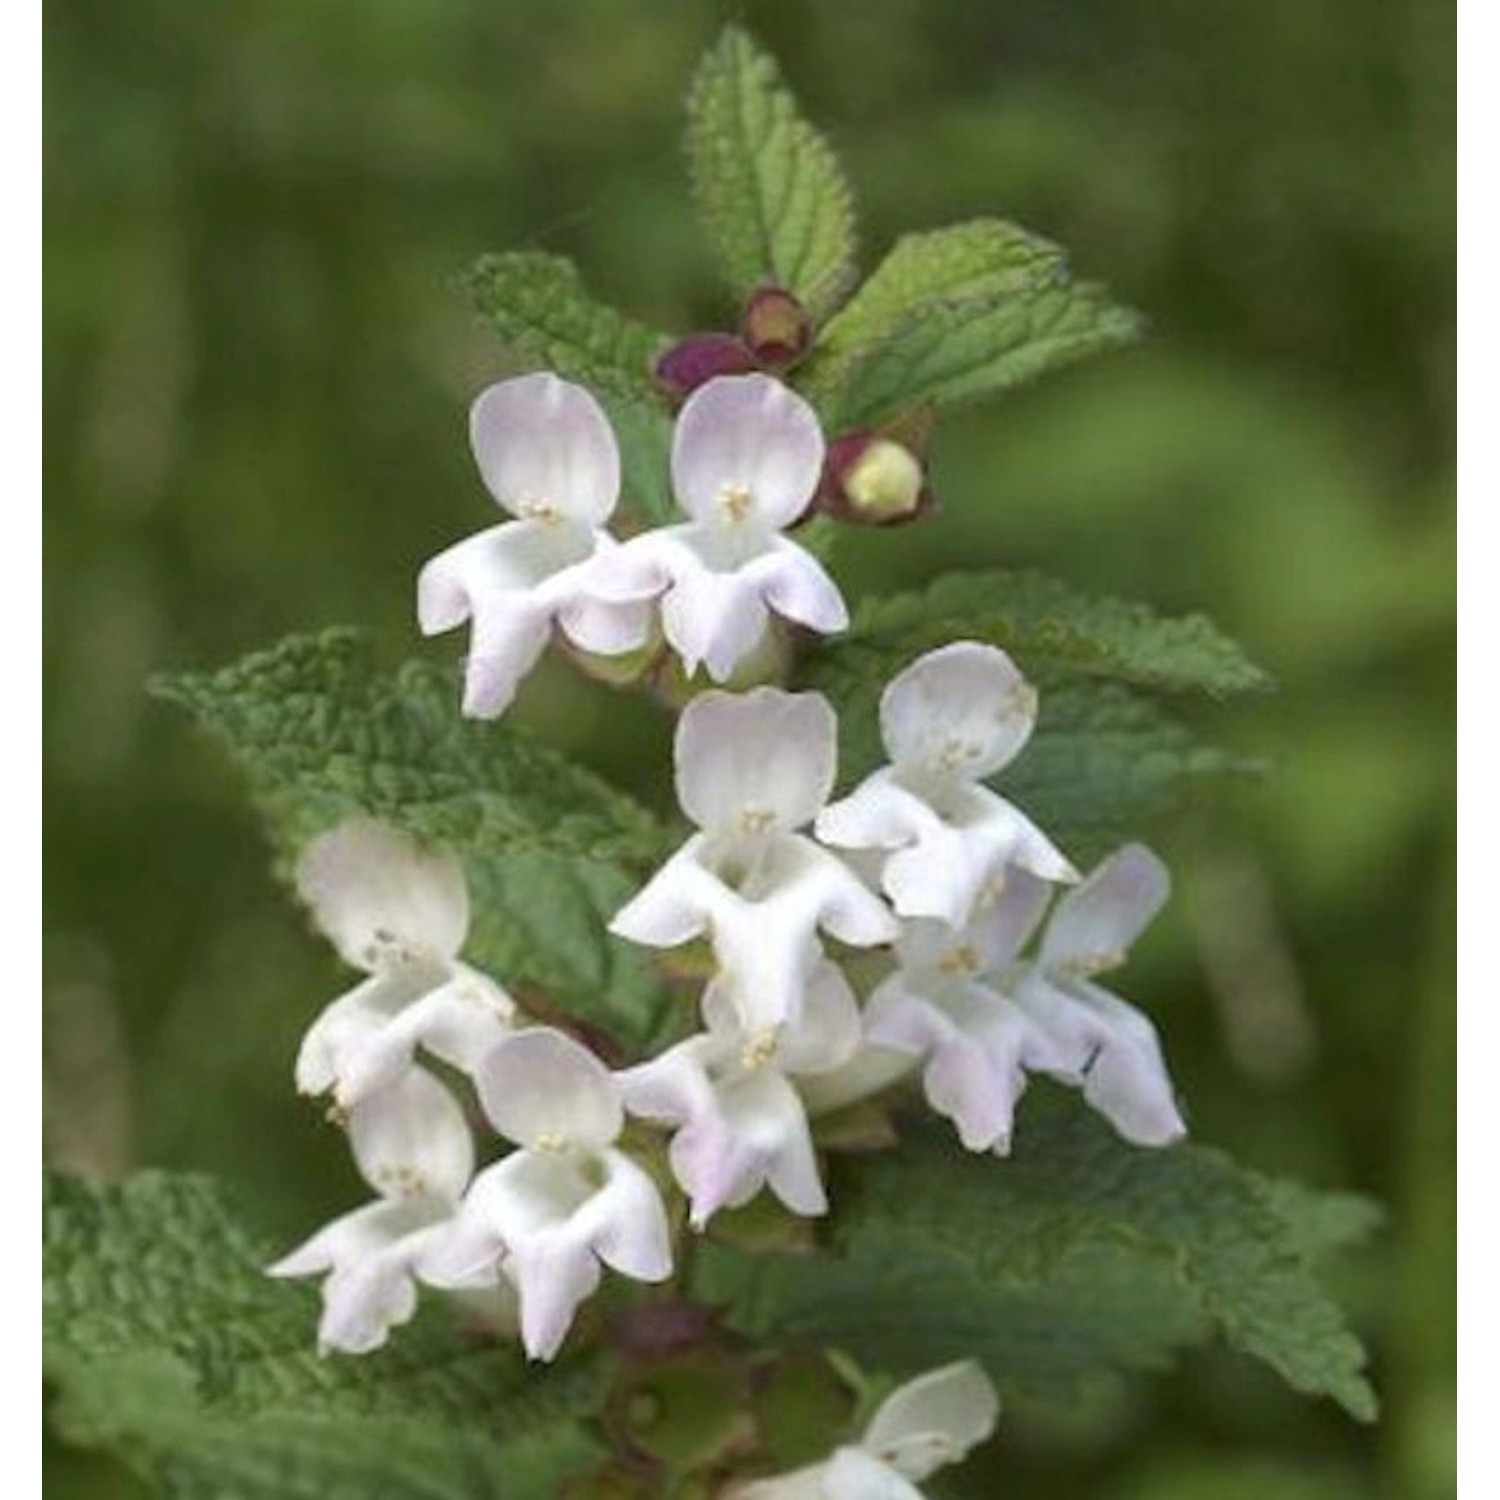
[653,332,758,404]
[739,286,813,366]
[818,429,936,526]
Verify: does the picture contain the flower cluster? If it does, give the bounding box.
[270,365,1189,1492]
[419,370,845,709]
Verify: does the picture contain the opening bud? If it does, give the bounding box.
[739,286,813,367]
[820,430,935,526]
[654,332,758,405]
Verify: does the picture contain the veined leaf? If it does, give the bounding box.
[463,251,666,402]
[154,630,674,1047]
[44,1170,606,1498]
[806,219,1067,398]
[696,1102,1378,1420]
[808,569,1272,702]
[817,278,1143,429]
[686,27,858,318]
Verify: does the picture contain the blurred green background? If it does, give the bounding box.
[43,1,1453,1496]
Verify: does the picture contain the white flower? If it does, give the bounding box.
[816,642,1076,930]
[267,1067,474,1355]
[1016,844,1186,1147]
[619,960,861,1227]
[611,688,899,1033]
[732,1361,999,1500]
[419,1028,672,1362]
[294,818,517,1109]
[863,874,1069,1154]
[588,374,847,681]
[417,372,651,718]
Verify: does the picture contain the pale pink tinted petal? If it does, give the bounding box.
[813,853,902,948]
[317,1259,418,1355]
[1041,844,1169,974]
[1077,985,1186,1146]
[881,642,1037,779]
[862,1360,1000,1481]
[675,688,837,834]
[469,373,620,525]
[475,1028,622,1150]
[671,374,824,528]
[746,537,849,635]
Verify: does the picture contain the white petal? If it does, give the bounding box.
[413,1208,506,1290]
[316,1258,419,1355]
[393,962,517,1078]
[675,687,837,835]
[661,555,771,682]
[1075,984,1186,1146]
[726,1463,832,1500]
[744,536,850,635]
[775,960,863,1075]
[296,818,468,971]
[862,1360,999,1481]
[584,1147,674,1281]
[1041,844,1169,976]
[267,1198,416,1280]
[880,642,1038,781]
[866,979,1041,1154]
[880,785,1075,930]
[555,587,654,657]
[816,770,926,853]
[741,1072,827,1217]
[475,1028,623,1150]
[824,1447,924,1500]
[469,373,620,525]
[507,1236,603,1362]
[609,843,714,948]
[347,1067,475,1203]
[671,374,824,530]
[294,974,406,1098]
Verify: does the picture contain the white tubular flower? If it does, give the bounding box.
[733,1361,999,1500]
[294,818,516,1110]
[417,373,651,718]
[267,1067,474,1355]
[588,374,847,681]
[864,872,1071,1155]
[619,961,861,1227]
[419,1029,672,1362]
[816,642,1076,930]
[1017,844,1187,1147]
[610,688,899,1033]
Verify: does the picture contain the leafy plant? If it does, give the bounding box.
[46,25,1376,1500]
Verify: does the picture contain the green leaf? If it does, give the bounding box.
[45,1169,606,1498]
[798,571,1268,856]
[808,569,1272,702]
[463,251,667,403]
[685,26,858,317]
[696,1100,1378,1420]
[154,629,674,1047]
[816,278,1144,429]
[805,219,1067,396]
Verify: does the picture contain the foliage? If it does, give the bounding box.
[44,1170,606,1498]
[154,630,675,1049]
[697,1099,1378,1420]
[685,26,859,319]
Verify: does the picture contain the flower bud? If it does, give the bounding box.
[819,430,935,526]
[653,332,758,404]
[739,285,812,366]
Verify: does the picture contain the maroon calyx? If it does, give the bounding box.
[653,332,759,404]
